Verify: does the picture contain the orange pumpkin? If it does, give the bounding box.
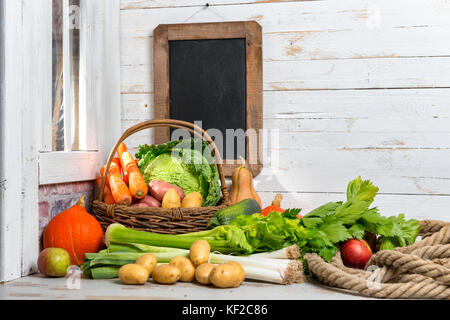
[260,194,284,217]
[43,195,104,265]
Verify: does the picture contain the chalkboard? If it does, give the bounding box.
[153,21,263,177]
[169,38,247,160]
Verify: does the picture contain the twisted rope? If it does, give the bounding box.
[419,220,448,238]
[305,221,450,299]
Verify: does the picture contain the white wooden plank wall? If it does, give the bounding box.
[119,0,450,221]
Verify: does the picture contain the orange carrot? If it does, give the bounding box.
[96,177,115,205]
[113,155,128,185]
[101,159,132,205]
[116,143,129,185]
[98,165,115,204]
[121,150,148,200]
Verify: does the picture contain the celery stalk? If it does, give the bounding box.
[105,223,236,254]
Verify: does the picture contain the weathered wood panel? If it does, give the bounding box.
[1,0,49,281]
[120,0,303,10]
[119,0,450,220]
[121,93,153,119]
[121,26,450,66]
[121,57,450,93]
[121,64,152,93]
[262,89,450,119]
[264,57,450,90]
[120,0,450,37]
[254,148,450,194]
[122,89,450,142]
[122,89,450,121]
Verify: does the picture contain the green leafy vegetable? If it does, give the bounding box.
[347,223,366,240]
[301,202,341,228]
[317,216,352,243]
[282,208,302,219]
[299,176,420,262]
[179,212,308,254]
[136,138,221,206]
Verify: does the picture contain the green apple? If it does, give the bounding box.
[38,247,71,277]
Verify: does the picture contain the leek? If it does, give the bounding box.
[249,245,301,259]
[104,241,187,254]
[85,266,121,279]
[208,253,304,284]
[84,251,188,268]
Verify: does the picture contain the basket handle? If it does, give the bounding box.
[98,119,229,204]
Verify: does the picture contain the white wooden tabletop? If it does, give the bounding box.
[0,274,373,300]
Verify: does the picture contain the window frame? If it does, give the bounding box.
[0,0,121,281]
[38,0,121,185]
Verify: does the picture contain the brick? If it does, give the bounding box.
[45,184,59,196]
[55,183,75,195]
[76,181,95,193]
[38,201,49,229]
[38,186,46,200]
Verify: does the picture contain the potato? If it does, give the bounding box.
[189,240,211,266]
[225,261,246,283]
[118,264,149,285]
[209,263,245,288]
[194,263,216,285]
[151,264,181,284]
[136,254,157,275]
[149,180,185,202]
[169,256,195,282]
[181,192,203,208]
[139,195,161,207]
[162,188,182,208]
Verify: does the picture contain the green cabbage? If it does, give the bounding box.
[136,139,221,206]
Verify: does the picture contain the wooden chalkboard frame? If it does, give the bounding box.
[153,21,263,177]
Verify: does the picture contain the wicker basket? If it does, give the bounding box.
[92,119,230,235]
